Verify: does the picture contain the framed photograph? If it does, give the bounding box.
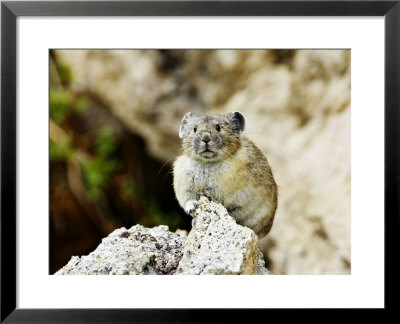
[1,0,398,321]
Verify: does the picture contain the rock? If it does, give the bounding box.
[56,49,351,274]
[260,108,351,274]
[177,197,263,275]
[55,225,185,275]
[55,198,269,275]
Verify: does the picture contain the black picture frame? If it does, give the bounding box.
[1,0,399,322]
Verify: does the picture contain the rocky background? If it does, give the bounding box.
[50,49,350,274]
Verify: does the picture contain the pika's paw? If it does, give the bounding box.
[197,192,213,201]
[185,200,198,215]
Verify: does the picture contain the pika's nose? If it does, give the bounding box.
[201,133,211,143]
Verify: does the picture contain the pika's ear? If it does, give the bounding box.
[179,112,194,139]
[226,111,245,135]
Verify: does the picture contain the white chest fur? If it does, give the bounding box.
[187,159,223,189]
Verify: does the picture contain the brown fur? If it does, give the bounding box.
[173,112,278,238]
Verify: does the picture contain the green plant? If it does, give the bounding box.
[50,89,89,124]
[145,197,181,231]
[57,60,73,86]
[49,138,72,162]
[49,89,73,124]
[82,127,120,199]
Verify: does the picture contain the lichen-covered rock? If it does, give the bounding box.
[177,197,264,275]
[55,198,269,275]
[55,225,185,275]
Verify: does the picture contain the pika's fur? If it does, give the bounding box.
[173,112,278,238]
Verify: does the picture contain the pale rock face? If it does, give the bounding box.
[55,225,185,275]
[57,49,351,274]
[177,197,263,275]
[55,198,269,275]
[261,108,351,274]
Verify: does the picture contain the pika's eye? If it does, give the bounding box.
[216,124,221,132]
[194,126,197,133]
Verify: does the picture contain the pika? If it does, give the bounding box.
[173,111,278,238]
